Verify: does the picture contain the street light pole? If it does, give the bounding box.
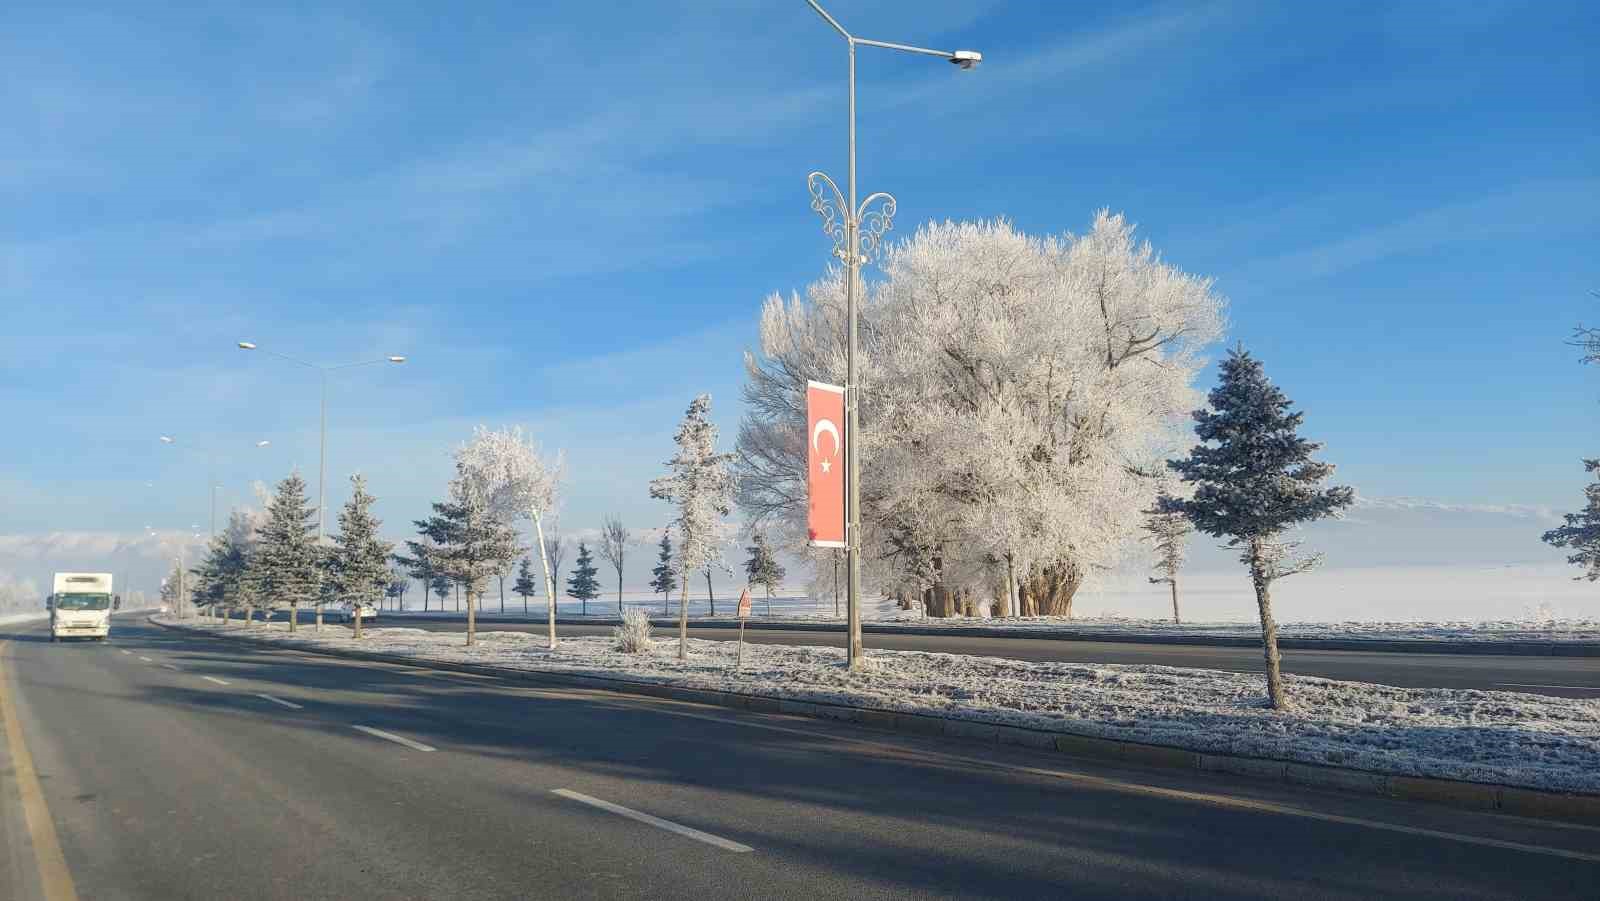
[803,1,981,670]
[236,342,405,539]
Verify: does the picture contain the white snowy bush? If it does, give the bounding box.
[613,607,653,653]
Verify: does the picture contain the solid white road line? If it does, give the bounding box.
[351,725,436,752]
[120,649,132,655]
[138,656,153,662]
[254,694,304,710]
[160,664,179,671]
[551,789,753,853]
[1495,682,1600,692]
[201,676,230,686]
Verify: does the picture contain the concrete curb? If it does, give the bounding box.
[378,612,1600,657]
[153,617,1600,826]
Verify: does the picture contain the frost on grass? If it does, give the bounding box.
[165,616,1600,794]
[613,608,652,653]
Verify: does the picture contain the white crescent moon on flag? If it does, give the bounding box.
[812,418,840,457]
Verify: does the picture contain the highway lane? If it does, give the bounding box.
[327,611,1600,698]
[3,615,1597,900]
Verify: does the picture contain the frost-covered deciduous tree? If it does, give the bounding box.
[1163,348,1352,710]
[456,426,564,646]
[651,394,735,659]
[415,470,519,646]
[329,474,393,640]
[650,531,677,613]
[252,473,321,633]
[385,564,409,611]
[597,514,628,614]
[1542,460,1600,584]
[737,213,1224,620]
[1144,500,1192,624]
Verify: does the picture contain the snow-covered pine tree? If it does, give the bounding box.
[254,473,322,633]
[744,532,785,616]
[1163,348,1352,709]
[1541,460,1600,584]
[396,539,443,612]
[513,556,539,614]
[1143,499,1193,624]
[431,575,451,610]
[650,394,735,659]
[330,474,394,640]
[597,514,628,614]
[650,531,676,614]
[566,542,601,615]
[416,470,519,646]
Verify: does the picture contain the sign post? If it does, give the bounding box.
[736,587,752,671]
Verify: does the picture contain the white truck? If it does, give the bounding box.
[48,572,119,642]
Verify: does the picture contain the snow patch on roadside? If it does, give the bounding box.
[162,617,1600,794]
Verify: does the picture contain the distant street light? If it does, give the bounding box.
[802,0,982,670]
[236,341,407,540]
[158,436,272,538]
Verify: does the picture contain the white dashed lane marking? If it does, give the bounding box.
[254,694,304,710]
[351,726,435,752]
[202,676,230,686]
[552,789,753,853]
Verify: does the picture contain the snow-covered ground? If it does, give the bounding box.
[383,598,1600,643]
[0,611,47,628]
[164,616,1600,794]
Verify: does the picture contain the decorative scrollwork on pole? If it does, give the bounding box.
[807,171,849,260]
[855,191,897,264]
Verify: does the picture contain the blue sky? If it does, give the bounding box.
[2,0,1596,551]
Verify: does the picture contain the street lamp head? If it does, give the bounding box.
[950,50,982,70]
[255,440,271,447]
[237,341,257,350]
[387,355,407,364]
[159,435,175,443]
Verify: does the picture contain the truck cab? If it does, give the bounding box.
[49,572,118,642]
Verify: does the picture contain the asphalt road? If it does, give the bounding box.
[2,615,1598,900]
[330,611,1600,699]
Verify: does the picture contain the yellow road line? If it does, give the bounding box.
[0,641,80,901]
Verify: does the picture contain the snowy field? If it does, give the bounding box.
[0,611,47,628]
[165,616,1600,794]
[383,596,1600,643]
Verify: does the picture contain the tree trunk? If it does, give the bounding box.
[1170,578,1180,625]
[678,570,690,660]
[705,568,714,617]
[454,583,459,612]
[289,602,297,633]
[499,574,505,614]
[466,586,476,646]
[617,570,624,615]
[354,601,363,640]
[533,511,557,649]
[765,586,772,617]
[1249,541,1286,709]
[1003,553,1016,619]
[1018,560,1083,618]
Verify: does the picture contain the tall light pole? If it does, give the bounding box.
[236,342,406,540]
[803,1,981,670]
[158,436,271,538]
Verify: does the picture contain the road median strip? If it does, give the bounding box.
[152,616,1600,827]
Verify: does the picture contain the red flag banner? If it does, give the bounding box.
[807,380,846,548]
